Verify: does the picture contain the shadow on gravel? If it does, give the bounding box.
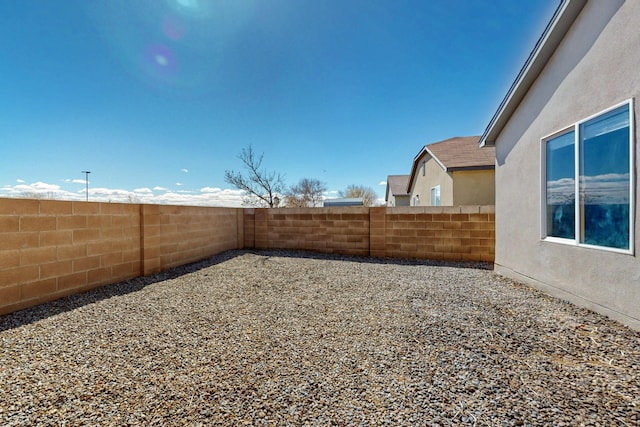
[254,248,494,270]
[0,250,244,333]
[0,249,492,332]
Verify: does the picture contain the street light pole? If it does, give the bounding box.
[81,171,91,202]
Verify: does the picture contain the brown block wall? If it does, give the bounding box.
[252,207,370,256]
[243,209,255,248]
[141,205,241,275]
[1,199,494,316]
[0,199,140,315]
[244,206,494,262]
[381,206,495,262]
[1,200,243,315]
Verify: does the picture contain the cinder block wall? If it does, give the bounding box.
[250,207,370,256]
[374,206,495,262]
[0,199,140,315]
[0,200,243,315]
[141,205,241,275]
[1,199,494,316]
[247,205,495,261]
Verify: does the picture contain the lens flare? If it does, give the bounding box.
[83,0,258,94]
[162,15,185,40]
[145,44,177,79]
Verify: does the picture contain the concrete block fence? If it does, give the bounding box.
[0,199,494,315]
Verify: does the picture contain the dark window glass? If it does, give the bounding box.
[579,105,630,249]
[546,131,575,239]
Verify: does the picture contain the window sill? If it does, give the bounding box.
[541,237,634,256]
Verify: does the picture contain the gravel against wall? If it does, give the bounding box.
[1,250,638,426]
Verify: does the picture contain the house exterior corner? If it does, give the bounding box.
[487,0,640,329]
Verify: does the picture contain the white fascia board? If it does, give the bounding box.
[424,147,448,172]
[479,0,587,147]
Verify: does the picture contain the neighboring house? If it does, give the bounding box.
[480,0,639,329]
[407,136,495,206]
[385,175,410,206]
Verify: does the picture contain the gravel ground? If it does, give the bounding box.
[1,250,638,426]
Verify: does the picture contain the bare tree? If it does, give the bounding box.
[284,178,326,207]
[340,184,378,207]
[21,191,58,200]
[224,145,285,208]
[126,194,141,204]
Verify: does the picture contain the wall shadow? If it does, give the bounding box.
[252,248,494,270]
[0,250,244,333]
[0,249,491,332]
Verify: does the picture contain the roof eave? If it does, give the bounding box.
[424,147,448,172]
[479,0,587,147]
[448,165,496,172]
[406,147,429,191]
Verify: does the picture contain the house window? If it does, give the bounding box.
[422,161,426,176]
[542,101,633,252]
[430,185,441,206]
[413,195,420,206]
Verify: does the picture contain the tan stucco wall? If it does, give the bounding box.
[493,0,640,329]
[452,170,495,206]
[393,195,410,207]
[409,153,453,206]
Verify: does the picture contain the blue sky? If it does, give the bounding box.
[0,0,557,206]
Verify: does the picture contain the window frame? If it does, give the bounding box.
[430,185,441,206]
[540,99,635,255]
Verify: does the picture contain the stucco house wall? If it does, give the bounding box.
[490,0,640,329]
[409,154,453,206]
[452,170,495,206]
[385,175,411,207]
[393,195,410,207]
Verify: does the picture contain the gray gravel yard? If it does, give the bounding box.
[1,250,638,426]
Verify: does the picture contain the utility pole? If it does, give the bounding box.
[81,171,91,202]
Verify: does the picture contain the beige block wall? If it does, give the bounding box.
[141,205,241,275]
[0,199,141,315]
[452,170,495,205]
[251,207,371,256]
[380,206,495,262]
[1,199,494,316]
[246,206,494,262]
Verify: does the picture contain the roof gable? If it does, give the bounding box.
[386,175,410,198]
[426,136,494,171]
[407,136,495,191]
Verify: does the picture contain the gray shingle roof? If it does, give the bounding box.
[425,136,495,171]
[387,175,410,196]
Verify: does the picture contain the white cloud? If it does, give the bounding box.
[0,180,245,207]
[200,187,221,193]
[133,187,153,194]
[181,168,189,173]
[64,178,87,184]
[378,181,386,186]
[175,182,183,186]
[547,173,629,205]
[1,181,81,200]
[16,179,25,183]
[23,181,61,191]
